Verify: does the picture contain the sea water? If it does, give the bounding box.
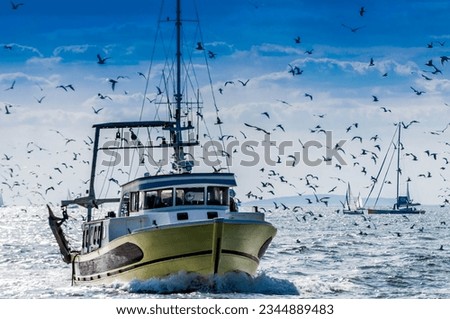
[1,205,449,299]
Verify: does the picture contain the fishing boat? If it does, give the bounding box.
[366,122,425,215]
[342,182,365,215]
[48,0,276,285]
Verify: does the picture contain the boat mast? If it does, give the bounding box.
[173,0,187,172]
[87,125,101,222]
[396,121,402,208]
[346,182,351,210]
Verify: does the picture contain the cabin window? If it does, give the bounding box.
[130,192,140,212]
[144,188,173,209]
[207,187,228,205]
[175,187,205,206]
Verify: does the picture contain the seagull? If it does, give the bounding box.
[425,59,435,67]
[56,84,75,91]
[97,93,112,100]
[92,106,103,114]
[294,36,301,44]
[424,150,437,160]
[109,178,119,185]
[341,23,365,32]
[238,79,250,86]
[65,138,76,145]
[275,124,285,132]
[288,64,303,75]
[97,53,110,64]
[195,42,204,50]
[410,86,425,95]
[244,123,270,135]
[34,96,46,103]
[304,93,313,100]
[402,120,419,129]
[261,112,270,119]
[215,117,223,125]
[276,99,292,106]
[11,1,24,10]
[440,56,449,65]
[405,153,418,161]
[359,6,366,16]
[108,78,118,91]
[207,50,217,59]
[5,80,15,91]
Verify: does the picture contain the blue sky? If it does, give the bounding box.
[1,0,450,207]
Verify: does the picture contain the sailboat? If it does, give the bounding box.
[342,183,365,215]
[48,0,277,285]
[0,191,4,207]
[366,122,425,215]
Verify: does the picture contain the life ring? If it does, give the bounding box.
[185,192,195,201]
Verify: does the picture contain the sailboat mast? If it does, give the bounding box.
[396,122,401,208]
[346,182,351,210]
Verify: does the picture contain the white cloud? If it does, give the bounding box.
[26,56,62,68]
[2,43,43,57]
[52,44,94,56]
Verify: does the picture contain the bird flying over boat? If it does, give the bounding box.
[5,80,15,91]
[341,23,365,32]
[410,86,425,95]
[97,54,110,64]
[238,79,250,86]
[359,6,366,16]
[10,1,24,10]
[244,123,270,135]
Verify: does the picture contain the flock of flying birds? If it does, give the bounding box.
[213,5,450,212]
[0,3,450,217]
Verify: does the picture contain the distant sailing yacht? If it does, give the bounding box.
[367,122,425,215]
[0,191,4,207]
[342,182,365,215]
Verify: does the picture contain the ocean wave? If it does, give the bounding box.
[126,271,299,296]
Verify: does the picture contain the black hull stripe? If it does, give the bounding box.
[74,249,259,282]
[222,249,260,263]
